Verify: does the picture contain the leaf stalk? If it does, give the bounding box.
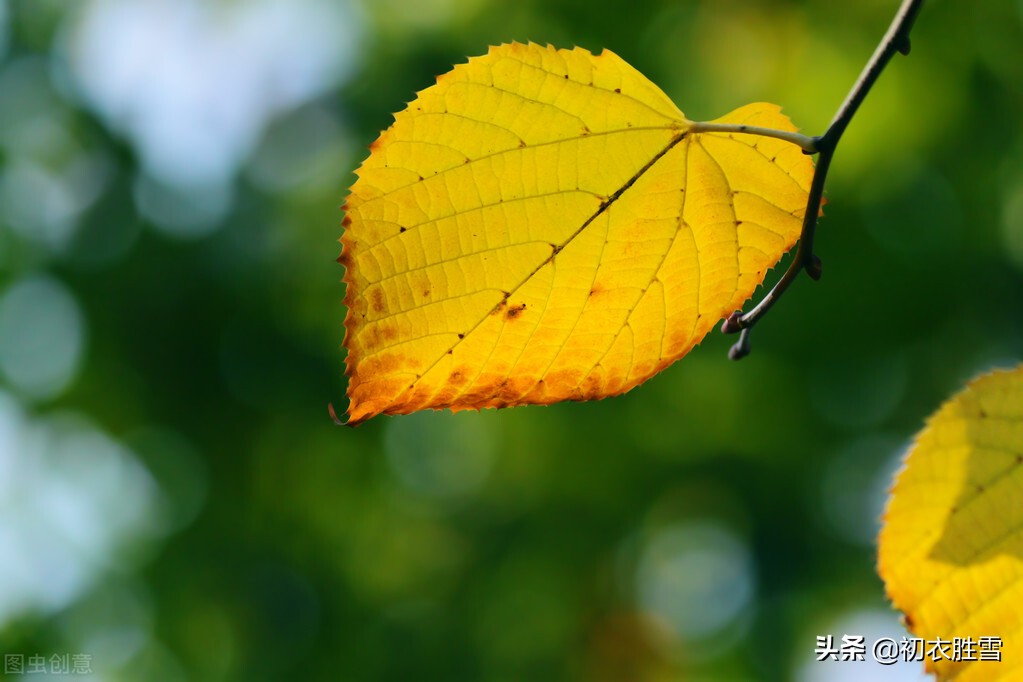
[687,121,817,153]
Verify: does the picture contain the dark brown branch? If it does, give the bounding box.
[722,0,926,359]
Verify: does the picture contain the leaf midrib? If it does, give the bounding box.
[399,129,689,398]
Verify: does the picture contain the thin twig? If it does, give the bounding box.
[720,0,926,358]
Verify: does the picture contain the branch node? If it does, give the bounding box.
[803,136,824,155]
[728,329,752,360]
[721,310,744,334]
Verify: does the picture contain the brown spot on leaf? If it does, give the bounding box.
[399,226,407,233]
[495,377,533,403]
[603,373,627,396]
[580,372,602,398]
[506,303,527,319]
[454,377,502,408]
[614,87,621,93]
[342,215,352,227]
[371,288,386,313]
[368,324,398,345]
[360,351,406,377]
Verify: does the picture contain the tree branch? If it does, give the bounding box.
[718,0,926,359]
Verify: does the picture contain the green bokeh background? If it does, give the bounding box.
[0,0,1020,680]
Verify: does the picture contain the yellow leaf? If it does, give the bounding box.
[340,42,814,425]
[878,365,1023,680]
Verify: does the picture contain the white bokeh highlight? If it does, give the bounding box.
[0,57,113,254]
[0,395,160,625]
[635,521,755,646]
[64,0,362,234]
[0,275,86,401]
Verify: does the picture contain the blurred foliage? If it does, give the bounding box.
[0,0,1020,680]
